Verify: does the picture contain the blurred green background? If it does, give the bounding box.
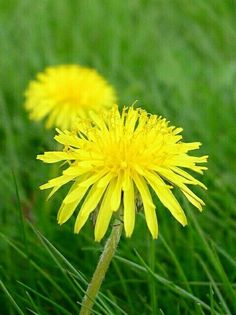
[1,1,236,314]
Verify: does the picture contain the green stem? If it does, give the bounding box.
[79,219,123,315]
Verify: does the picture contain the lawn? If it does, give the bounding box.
[1,0,236,314]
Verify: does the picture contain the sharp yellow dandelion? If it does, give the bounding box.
[25,65,117,129]
[37,106,208,241]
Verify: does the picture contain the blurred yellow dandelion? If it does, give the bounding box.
[25,65,117,129]
[37,106,208,241]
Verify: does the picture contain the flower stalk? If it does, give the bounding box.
[79,218,123,315]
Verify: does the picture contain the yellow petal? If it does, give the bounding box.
[171,166,207,189]
[63,165,91,176]
[123,178,135,237]
[94,182,114,241]
[181,142,201,151]
[62,175,90,205]
[122,170,131,191]
[79,170,108,188]
[47,186,60,200]
[125,107,139,134]
[111,175,122,211]
[57,198,82,225]
[97,173,114,187]
[55,132,83,148]
[133,174,158,239]
[56,174,91,224]
[145,171,187,226]
[154,166,205,209]
[37,151,79,163]
[74,176,111,234]
[89,111,109,132]
[172,127,183,135]
[182,190,204,212]
[40,174,75,190]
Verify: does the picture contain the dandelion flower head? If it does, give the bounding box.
[37,106,208,241]
[25,65,117,129]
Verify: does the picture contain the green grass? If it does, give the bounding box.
[1,0,236,314]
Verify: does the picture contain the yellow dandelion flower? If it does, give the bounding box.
[37,106,208,241]
[24,65,117,129]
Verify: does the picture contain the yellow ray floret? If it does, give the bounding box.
[37,105,208,241]
[25,64,117,129]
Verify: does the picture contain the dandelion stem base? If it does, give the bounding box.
[79,219,123,315]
